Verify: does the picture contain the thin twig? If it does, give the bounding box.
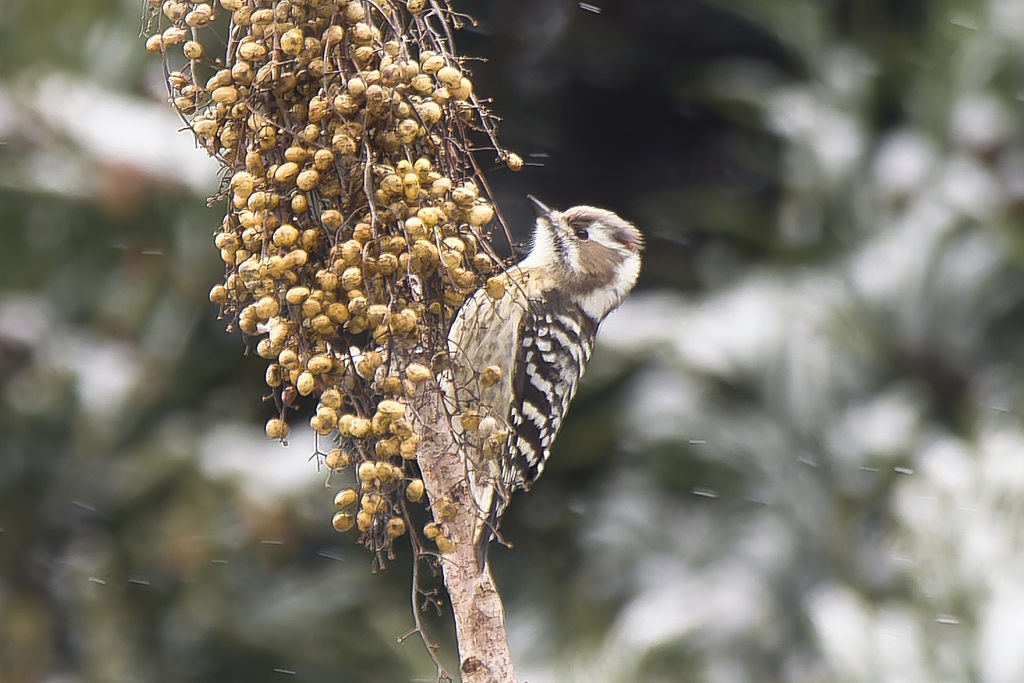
[399,496,453,682]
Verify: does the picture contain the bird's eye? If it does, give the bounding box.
[574,227,589,240]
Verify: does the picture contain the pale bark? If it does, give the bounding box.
[415,383,519,683]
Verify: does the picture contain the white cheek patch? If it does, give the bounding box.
[613,253,642,299]
[576,252,641,321]
[563,237,581,274]
[577,285,619,321]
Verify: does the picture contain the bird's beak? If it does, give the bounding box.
[527,195,552,217]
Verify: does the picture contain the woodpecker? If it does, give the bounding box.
[444,196,644,562]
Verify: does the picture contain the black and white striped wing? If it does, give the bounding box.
[503,304,598,492]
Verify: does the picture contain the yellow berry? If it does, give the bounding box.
[310,314,335,336]
[386,517,407,538]
[472,253,495,273]
[480,365,503,387]
[325,448,352,469]
[421,55,445,74]
[185,3,214,27]
[281,28,304,56]
[459,411,480,431]
[313,149,335,171]
[296,169,320,191]
[296,371,315,396]
[162,26,188,47]
[324,302,350,324]
[429,176,451,198]
[307,355,332,374]
[145,35,165,54]
[349,22,373,44]
[273,225,299,247]
[237,39,266,61]
[399,435,419,460]
[212,86,239,104]
[231,61,254,85]
[436,65,461,86]
[274,162,300,185]
[266,418,289,440]
[340,267,363,291]
[375,459,398,481]
[255,338,277,360]
[411,73,434,94]
[356,510,373,532]
[266,364,284,387]
[485,276,506,299]
[286,286,310,304]
[209,284,228,305]
[334,488,358,507]
[310,407,337,435]
[357,461,377,483]
[284,249,308,269]
[435,498,458,522]
[332,133,357,156]
[253,297,279,320]
[467,203,494,227]
[389,418,413,438]
[377,400,405,419]
[301,298,322,319]
[406,479,425,502]
[332,512,354,532]
[183,40,203,60]
[355,353,381,380]
[406,364,432,383]
[451,184,479,206]
[349,417,372,438]
[321,388,342,408]
[278,348,300,370]
[448,77,471,101]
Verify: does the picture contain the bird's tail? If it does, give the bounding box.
[471,481,510,572]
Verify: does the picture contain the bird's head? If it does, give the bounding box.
[519,196,644,321]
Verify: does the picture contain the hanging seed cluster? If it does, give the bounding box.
[144,0,522,561]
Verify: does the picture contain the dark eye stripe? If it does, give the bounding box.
[566,215,590,240]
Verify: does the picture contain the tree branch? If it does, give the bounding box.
[414,382,519,683]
